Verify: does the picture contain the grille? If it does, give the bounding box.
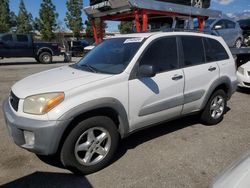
[10,91,19,111]
[243,82,250,87]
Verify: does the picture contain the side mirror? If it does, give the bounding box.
[214,25,222,30]
[138,65,156,78]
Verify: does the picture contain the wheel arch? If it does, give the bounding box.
[200,76,234,110]
[36,47,53,57]
[57,98,129,153]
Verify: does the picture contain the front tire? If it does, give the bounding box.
[235,38,242,49]
[200,90,227,125]
[60,116,119,175]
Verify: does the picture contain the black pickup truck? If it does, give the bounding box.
[0,33,61,63]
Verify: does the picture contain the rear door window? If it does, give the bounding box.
[203,37,229,62]
[17,35,28,42]
[181,36,205,67]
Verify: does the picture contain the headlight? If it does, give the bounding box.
[238,67,245,75]
[23,92,65,115]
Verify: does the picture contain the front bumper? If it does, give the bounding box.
[237,71,250,88]
[2,99,71,155]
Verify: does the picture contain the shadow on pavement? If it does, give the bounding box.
[237,87,250,94]
[0,171,92,188]
[114,115,201,162]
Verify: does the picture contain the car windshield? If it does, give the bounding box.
[72,37,144,74]
[194,19,216,29]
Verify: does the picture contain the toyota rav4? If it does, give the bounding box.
[3,32,237,174]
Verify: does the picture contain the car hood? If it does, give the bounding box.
[12,65,113,99]
[211,152,250,188]
[241,61,250,69]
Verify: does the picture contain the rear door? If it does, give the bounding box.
[128,36,184,131]
[224,20,237,47]
[179,36,220,114]
[14,34,33,57]
[213,19,232,46]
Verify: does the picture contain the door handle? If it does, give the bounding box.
[172,74,183,81]
[208,67,217,72]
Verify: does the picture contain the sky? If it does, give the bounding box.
[9,0,250,32]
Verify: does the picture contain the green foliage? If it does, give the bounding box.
[0,0,11,33]
[10,11,17,29]
[37,0,58,41]
[17,0,33,34]
[65,0,83,39]
[118,21,133,34]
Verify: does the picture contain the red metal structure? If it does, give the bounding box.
[91,8,206,44]
[84,0,222,44]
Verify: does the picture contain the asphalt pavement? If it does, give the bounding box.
[0,57,250,188]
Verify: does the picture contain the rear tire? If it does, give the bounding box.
[200,89,227,125]
[60,116,119,175]
[39,52,52,64]
[234,38,242,49]
[191,0,204,8]
[35,57,40,63]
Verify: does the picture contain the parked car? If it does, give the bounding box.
[90,0,211,8]
[0,33,61,64]
[195,18,243,48]
[3,32,237,175]
[83,42,97,54]
[237,19,250,46]
[210,151,250,188]
[68,39,89,57]
[237,60,250,88]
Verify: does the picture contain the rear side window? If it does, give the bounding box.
[140,37,178,73]
[203,38,229,62]
[2,34,13,42]
[181,36,205,66]
[17,35,28,42]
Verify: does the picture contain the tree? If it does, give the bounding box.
[0,0,11,33]
[118,21,133,34]
[10,11,17,28]
[38,0,58,40]
[17,0,33,34]
[65,0,83,39]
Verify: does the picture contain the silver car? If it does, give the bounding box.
[195,18,243,48]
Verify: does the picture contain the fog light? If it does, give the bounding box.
[24,131,35,146]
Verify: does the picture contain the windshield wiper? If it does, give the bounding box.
[80,64,99,73]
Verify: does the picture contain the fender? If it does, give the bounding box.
[58,98,130,138]
[200,76,236,110]
[36,47,53,56]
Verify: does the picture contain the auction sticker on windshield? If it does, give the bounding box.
[124,38,144,44]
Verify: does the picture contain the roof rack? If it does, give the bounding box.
[84,0,222,44]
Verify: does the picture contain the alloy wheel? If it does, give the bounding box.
[210,95,225,119]
[74,127,111,166]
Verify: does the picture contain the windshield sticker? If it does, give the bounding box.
[124,38,144,44]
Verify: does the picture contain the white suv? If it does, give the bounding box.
[3,32,237,174]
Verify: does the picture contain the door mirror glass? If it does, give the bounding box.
[214,25,222,30]
[138,65,156,78]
